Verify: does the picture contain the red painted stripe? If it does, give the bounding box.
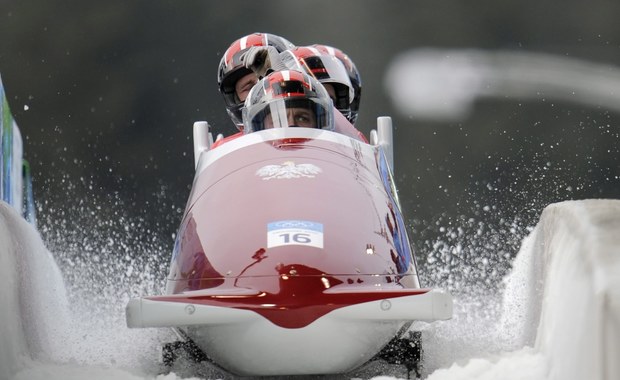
[244,33,266,47]
[224,34,267,66]
[149,288,430,329]
[224,40,242,65]
[280,92,308,98]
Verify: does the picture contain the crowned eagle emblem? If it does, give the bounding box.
[256,161,322,180]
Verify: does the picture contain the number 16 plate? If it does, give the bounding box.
[267,220,324,249]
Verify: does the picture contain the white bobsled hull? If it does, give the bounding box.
[127,289,452,376]
[188,315,402,376]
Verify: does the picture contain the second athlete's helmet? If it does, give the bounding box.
[280,46,354,121]
[311,44,362,124]
[218,33,295,128]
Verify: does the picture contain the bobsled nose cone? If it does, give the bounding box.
[126,298,144,328]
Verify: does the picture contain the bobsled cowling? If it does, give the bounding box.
[127,125,452,376]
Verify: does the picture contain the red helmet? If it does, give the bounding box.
[217,33,295,128]
[311,44,362,124]
[280,46,354,121]
[242,70,334,133]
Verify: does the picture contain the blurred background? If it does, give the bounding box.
[1,0,619,287]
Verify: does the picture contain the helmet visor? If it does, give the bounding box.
[245,97,333,132]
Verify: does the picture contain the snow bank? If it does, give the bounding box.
[0,202,70,380]
[427,199,620,380]
[0,201,188,380]
[533,199,620,380]
[0,204,30,378]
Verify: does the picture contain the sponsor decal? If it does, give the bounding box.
[267,220,324,249]
[256,161,321,180]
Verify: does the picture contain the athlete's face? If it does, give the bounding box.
[264,107,317,129]
[235,72,258,102]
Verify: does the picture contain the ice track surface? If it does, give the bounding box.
[1,199,619,380]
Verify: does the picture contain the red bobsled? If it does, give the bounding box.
[126,117,452,376]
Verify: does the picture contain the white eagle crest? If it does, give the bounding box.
[256,161,322,180]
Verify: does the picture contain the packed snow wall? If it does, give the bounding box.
[434,199,620,380]
[0,202,69,380]
[530,199,620,380]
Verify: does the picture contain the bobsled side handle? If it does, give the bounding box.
[193,121,212,169]
[377,116,394,171]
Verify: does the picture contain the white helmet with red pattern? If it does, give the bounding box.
[311,44,362,124]
[242,70,334,133]
[217,33,295,129]
[280,46,354,122]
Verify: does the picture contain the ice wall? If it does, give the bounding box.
[428,199,620,380]
[0,202,70,380]
[532,199,620,380]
